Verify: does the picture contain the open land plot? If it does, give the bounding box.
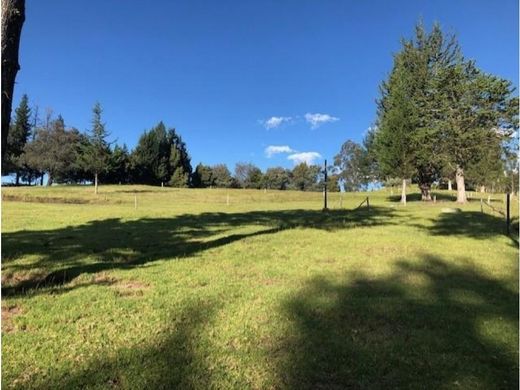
[1,185,518,389]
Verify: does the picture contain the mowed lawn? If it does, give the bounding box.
[1,185,518,389]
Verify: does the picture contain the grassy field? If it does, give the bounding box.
[1,185,518,389]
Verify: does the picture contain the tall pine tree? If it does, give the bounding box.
[81,102,110,194]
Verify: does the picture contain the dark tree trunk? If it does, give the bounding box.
[47,173,53,186]
[1,0,25,164]
[419,182,432,201]
[15,170,19,185]
[40,173,44,186]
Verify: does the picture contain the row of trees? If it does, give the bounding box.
[2,98,337,191]
[333,23,518,203]
[4,23,516,199]
[2,100,193,192]
[193,161,340,191]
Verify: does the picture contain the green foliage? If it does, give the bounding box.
[3,95,31,180]
[102,144,131,184]
[192,163,214,188]
[80,102,111,181]
[131,122,192,186]
[211,164,233,188]
[291,163,321,191]
[234,162,264,189]
[263,167,291,190]
[326,174,340,192]
[373,22,517,201]
[334,140,371,191]
[22,116,85,184]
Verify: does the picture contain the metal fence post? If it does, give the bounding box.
[506,193,510,235]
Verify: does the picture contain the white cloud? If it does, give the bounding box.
[304,113,339,129]
[287,152,322,165]
[262,116,293,129]
[265,145,295,158]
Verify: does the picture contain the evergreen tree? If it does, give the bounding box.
[168,130,192,187]
[435,62,517,203]
[103,144,130,184]
[3,94,31,184]
[81,102,110,194]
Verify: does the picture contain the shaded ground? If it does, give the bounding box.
[2,207,394,296]
[278,254,518,389]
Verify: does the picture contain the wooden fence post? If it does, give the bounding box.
[366,196,370,212]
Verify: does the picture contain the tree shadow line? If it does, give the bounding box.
[2,206,396,297]
[14,254,518,389]
[277,254,518,389]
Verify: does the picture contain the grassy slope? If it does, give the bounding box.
[1,185,518,389]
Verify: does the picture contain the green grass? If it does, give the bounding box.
[2,185,518,389]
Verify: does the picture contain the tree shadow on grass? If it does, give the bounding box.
[8,300,219,389]
[425,210,518,248]
[2,207,396,297]
[278,254,518,389]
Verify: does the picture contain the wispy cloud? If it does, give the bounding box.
[304,113,339,129]
[261,116,293,129]
[287,151,322,165]
[265,145,295,158]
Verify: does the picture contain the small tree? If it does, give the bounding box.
[81,102,110,194]
[212,164,233,188]
[192,163,214,188]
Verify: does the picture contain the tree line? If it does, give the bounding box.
[3,22,517,201]
[333,22,518,203]
[2,99,339,192]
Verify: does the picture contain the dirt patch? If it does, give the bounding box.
[92,273,118,285]
[2,194,124,205]
[1,270,46,287]
[2,305,23,333]
[113,280,150,297]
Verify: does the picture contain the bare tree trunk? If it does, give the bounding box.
[1,0,25,164]
[401,178,407,205]
[456,165,466,204]
[47,173,53,186]
[15,170,19,185]
[94,172,98,194]
[448,179,452,191]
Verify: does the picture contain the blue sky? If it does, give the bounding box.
[13,0,519,171]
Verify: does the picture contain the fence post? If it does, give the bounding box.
[480,198,483,213]
[323,159,328,211]
[366,196,370,212]
[506,193,510,235]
